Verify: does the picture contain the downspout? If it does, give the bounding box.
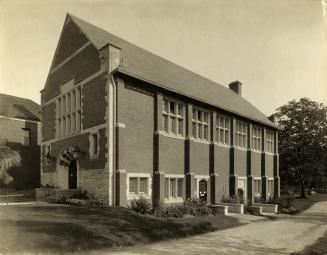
[110,74,117,206]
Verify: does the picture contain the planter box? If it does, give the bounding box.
[35,188,79,202]
[249,206,263,215]
[255,203,278,213]
[209,205,229,215]
[219,203,244,214]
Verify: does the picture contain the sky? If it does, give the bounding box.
[0,0,326,116]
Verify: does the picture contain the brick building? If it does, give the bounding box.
[40,14,279,206]
[0,93,41,189]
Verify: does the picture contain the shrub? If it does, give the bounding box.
[130,197,151,214]
[267,193,295,210]
[153,204,186,218]
[70,190,89,200]
[40,183,55,189]
[184,199,211,216]
[66,198,110,207]
[56,195,68,204]
[221,195,241,204]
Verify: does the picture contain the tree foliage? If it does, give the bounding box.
[273,98,327,196]
[0,147,22,185]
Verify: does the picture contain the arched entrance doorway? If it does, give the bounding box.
[68,159,77,189]
[199,180,207,203]
[57,147,79,189]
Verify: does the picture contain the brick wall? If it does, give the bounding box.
[0,118,40,189]
[117,82,154,174]
[44,44,101,101]
[41,102,56,142]
[79,169,109,199]
[52,20,88,68]
[42,128,107,173]
[189,141,210,175]
[250,151,261,177]
[214,145,230,200]
[233,148,247,176]
[82,73,107,129]
[158,136,184,174]
[265,153,274,177]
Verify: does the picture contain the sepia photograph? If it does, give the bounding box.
[0,0,326,254]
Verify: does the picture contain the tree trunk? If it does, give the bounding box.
[300,179,306,198]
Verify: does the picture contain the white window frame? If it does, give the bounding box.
[164,174,184,203]
[266,130,275,153]
[162,98,185,137]
[252,126,262,151]
[267,178,274,197]
[89,130,100,159]
[235,120,247,148]
[126,173,152,200]
[194,175,209,199]
[216,114,230,145]
[22,128,30,147]
[192,108,210,141]
[253,177,262,198]
[56,79,82,138]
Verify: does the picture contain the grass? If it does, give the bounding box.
[297,231,327,255]
[0,203,240,254]
[280,193,327,215]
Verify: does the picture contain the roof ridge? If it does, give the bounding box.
[0,93,40,106]
[68,14,228,89]
[65,14,275,128]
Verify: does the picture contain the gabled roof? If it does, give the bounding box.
[69,14,276,128]
[0,93,40,121]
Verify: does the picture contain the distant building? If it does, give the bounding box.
[40,14,279,206]
[0,93,41,189]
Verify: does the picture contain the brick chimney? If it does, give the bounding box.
[229,81,242,96]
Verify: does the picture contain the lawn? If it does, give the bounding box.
[287,193,327,214]
[0,203,240,254]
[295,231,327,255]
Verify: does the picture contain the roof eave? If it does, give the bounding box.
[113,68,278,129]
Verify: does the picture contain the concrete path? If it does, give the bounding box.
[108,201,327,255]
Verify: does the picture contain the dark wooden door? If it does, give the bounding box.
[199,180,207,203]
[68,160,77,189]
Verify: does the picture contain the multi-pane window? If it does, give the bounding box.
[235,121,247,148]
[22,128,30,146]
[192,108,209,140]
[252,126,262,151]
[129,176,149,196]
[163,99,185,136]
[216,114,230,145]
[254,178,262,196]
[129,177,137,194]
[56,86,82,138]
[165,177,183,199]
[170,179,176,197]
[139,178,148,194]
[266,130,275,153]
[268,179,274,197]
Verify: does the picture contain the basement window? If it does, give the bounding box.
[165,177,183,199]
[128,176,150,197]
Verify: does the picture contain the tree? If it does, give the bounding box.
[272,98,327,198]
[0,146,22,203]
